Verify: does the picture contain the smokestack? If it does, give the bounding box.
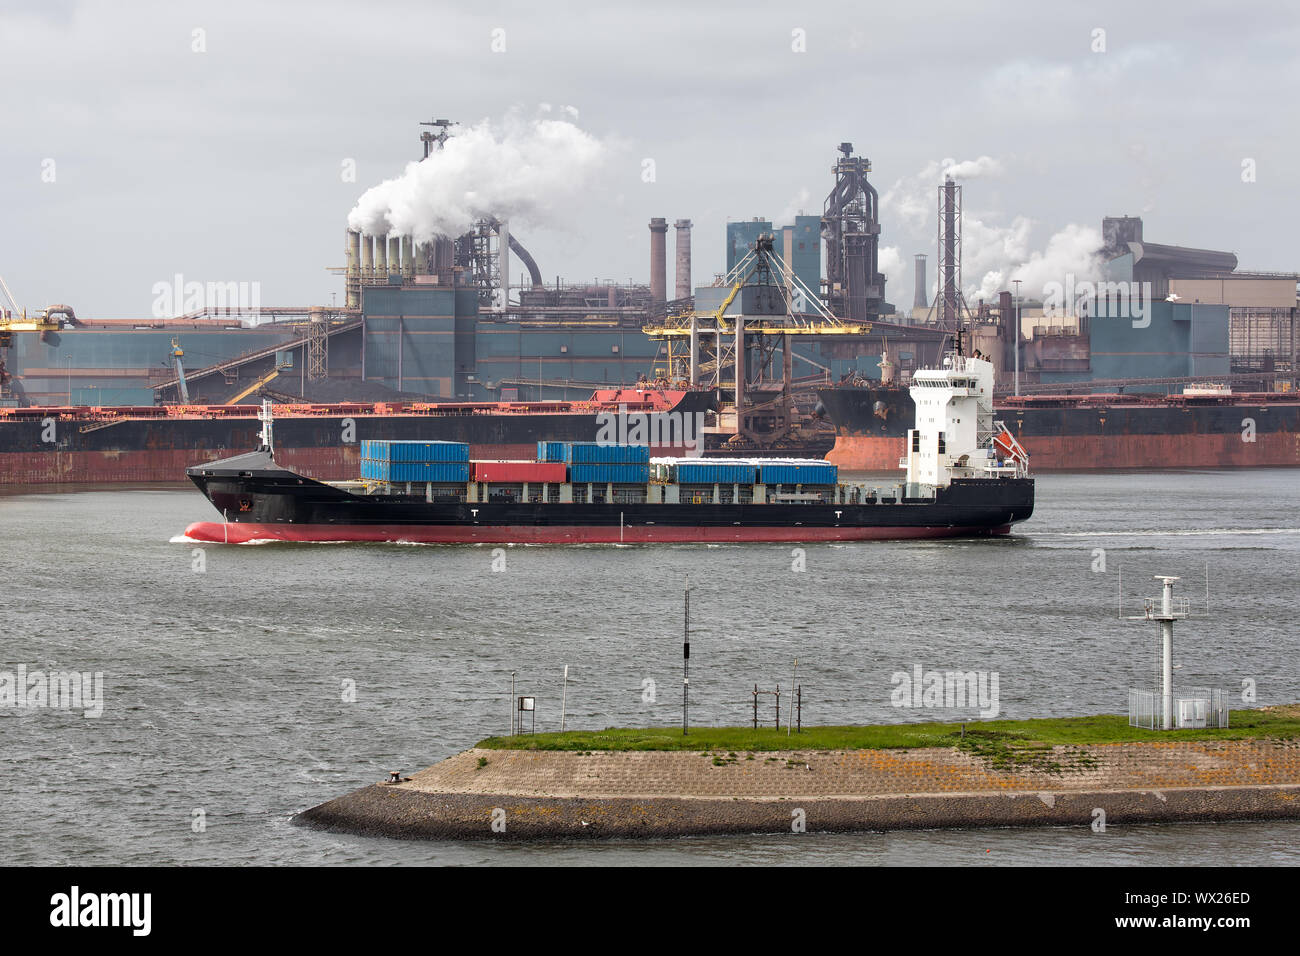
[388,236,400,276]
[940,177,959,332]
[674,219,692,300]
[346,230,361,309]
[346,230,360,278]
[649,218,668,304]
[402,236,415,277]
[913,254,928,311]
[497,220,510,306]
[375,233,388,277]
[360,234,374,278]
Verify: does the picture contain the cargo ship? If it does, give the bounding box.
[817,383,1300,471]
[180,352,1033,544]
[0,387,717,484]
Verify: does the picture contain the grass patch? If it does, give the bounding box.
[476,708,1300,754]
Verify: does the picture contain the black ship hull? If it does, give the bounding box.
[182,450,1034,544]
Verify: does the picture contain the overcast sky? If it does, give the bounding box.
[3,0,1297,316]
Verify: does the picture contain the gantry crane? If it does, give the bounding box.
[642,234,871,446]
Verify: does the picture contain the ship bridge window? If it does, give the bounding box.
[937,432,946,455]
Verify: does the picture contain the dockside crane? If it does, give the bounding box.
[170,338,191,403]
[642,234,872,446]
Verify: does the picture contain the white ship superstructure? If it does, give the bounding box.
[903,352,1028,492]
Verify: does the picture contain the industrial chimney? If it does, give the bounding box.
[913,254,928,311]
[360,234,374,278]
[674,219,692,300]
[649,218,668,304]
[346,230,362,308]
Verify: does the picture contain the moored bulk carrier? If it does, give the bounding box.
[0,388,715,484]
[181,352,1033,544]
[818,384,1300,471]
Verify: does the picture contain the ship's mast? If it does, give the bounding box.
[258,399,275,456]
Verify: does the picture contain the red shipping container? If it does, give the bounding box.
[470,460,568,483]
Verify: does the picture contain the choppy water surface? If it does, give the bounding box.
[1,469,1297,865]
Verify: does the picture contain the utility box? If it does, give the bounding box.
[1176,696,1210,729]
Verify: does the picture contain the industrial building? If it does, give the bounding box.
[2,131,1295,415]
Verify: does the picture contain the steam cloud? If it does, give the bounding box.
[943,155,1003,180]
[347,115,606,242]
[880,155,1103,307]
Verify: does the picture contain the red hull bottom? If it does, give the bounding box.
[182,521,1013,545]
[825,433,1300,472]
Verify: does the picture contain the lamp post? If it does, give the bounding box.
[682,577,690,736]
[1011,279,1022,396]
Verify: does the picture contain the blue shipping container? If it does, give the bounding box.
[567,443,650,464]
[676,462,757,485]
[360,440,469,463]
[569,463,650,484]
[758,462,838,485]
[537,441,568,463]
[361,461,470,483]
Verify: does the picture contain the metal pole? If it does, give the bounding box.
[774,685,780,731]
[1012,279,1021,397]
[787,659,797,737]
[682,577,690,736]
[797,686,802,733]
[689,311,699,386]
[560,664,568,732]
[511,671,516,736]
[1159,576,1175,730]
[753,684,758,729]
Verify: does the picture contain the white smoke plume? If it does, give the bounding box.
[878,245,905,292]
[943,155,1003,180]
[879,155,1102,308]
[978,222,1104,303]
[347,115,606,241]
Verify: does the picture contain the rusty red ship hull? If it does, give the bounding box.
[0,389,714,484]
[817,386,1300,472]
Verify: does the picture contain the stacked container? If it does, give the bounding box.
[569,463,651,484]
[675,460,757,484]
[361,440,471,483]
[757,459,838,485]
[536,441,568,463]
[565,443,651,464]
[567,443,649,482]
[471,460,568,483]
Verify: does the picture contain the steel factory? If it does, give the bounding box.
[1,120,1296,460]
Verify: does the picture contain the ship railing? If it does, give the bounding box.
[1140,596,1191,620]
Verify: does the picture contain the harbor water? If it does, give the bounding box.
[1,469,1297,865]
